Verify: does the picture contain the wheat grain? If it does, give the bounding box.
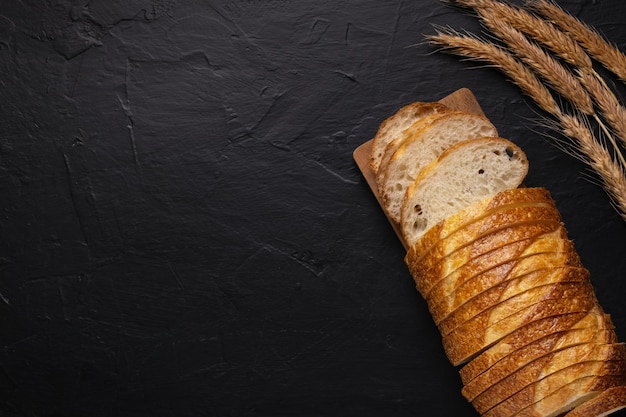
[530,0,626,84]
[449,0,592,70]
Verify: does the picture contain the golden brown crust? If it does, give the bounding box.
[462,333,620,402]
[483,364,626,417]
[563,385,626,417]
[410,203,563,274]
[470,344,626,414]
[425,232,579,322]
[408,220,566,296]
[460,306,615,385]
[437,267,591,336]
[409,187,555,259]
[443,288,600,366]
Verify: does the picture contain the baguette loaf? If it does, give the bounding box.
[364,100,626,416]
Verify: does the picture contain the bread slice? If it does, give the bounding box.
[563,385,626,416]
[443,278,595,351]
[378,111,499,223]
[463,334,619,402]
[483,360,626,417]
[515,375,626,417]
[369,101,449,174]
[442,289,599,366]
[428,237,583,324]
[426,241,581,324]
[437,267,591,336]
[471,343,626,414]
[460,305,615,385]
[410,200,563,274]
[408,220,566,297]
[399,136,527,245]
[375,109,453,182]
[408,187,558,261]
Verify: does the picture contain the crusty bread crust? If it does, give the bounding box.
[423,229,577,316]
[463,335,619,402]
[369,102,449,174]
[563,385,626,417]
[471,344,626,414]
[437,267,591,336]
[460,305,615,384]
[408,220,566,296]
[409,187,557,259]
[483,363,626,417]
[443,289,600,366]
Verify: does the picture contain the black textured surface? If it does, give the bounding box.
[2,1,626,416]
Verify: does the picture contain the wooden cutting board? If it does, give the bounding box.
[352,88,486,249]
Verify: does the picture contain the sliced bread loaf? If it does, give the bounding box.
[400,137,528,248]
[379,111,498,223]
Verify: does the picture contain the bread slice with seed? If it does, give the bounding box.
[379,111,498,223]
[369,101,449,174]
[400,137,528,248]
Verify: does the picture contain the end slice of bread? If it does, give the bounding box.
[369,101,449,174]
[400,137,528,247]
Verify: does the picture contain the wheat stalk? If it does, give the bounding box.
[427,29,626,220]
[448,0,592,70]
[471,5,626,169]
[529,0,626,84]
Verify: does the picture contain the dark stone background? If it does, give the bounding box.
[2,0,626,416]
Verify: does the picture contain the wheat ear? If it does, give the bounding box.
[529,0,626,84]
[428,29,626,220]
[448,0,592,70]
[473,6,626,169]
